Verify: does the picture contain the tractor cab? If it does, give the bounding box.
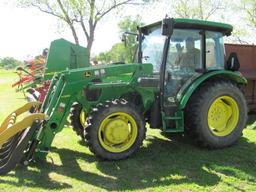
[138,18,229,71]
[137,18,233,119]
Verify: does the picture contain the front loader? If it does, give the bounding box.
[12,39,91,138]
[0,17,248,174]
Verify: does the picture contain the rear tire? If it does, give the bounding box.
[185,80,247,148]
[86,99,146,160]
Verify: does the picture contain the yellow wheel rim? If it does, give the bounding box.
[98,112,138,153]
[208,96,239,137]
[79,110,86,128]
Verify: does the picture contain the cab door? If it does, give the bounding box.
[163,29,203,115]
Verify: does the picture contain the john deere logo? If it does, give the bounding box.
[85,71,92,77]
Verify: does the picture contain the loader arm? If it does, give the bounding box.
[36,63,154,157]
[0,63,155,172]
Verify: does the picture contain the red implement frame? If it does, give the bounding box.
[225,43,256,111]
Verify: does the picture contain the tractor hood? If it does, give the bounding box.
[62,63,154,87]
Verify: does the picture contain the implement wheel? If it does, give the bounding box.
[86,99,146,160]
[185,80,247,148]
[0,128,34,175]
[70,103,87,139]
[0,134,21,170]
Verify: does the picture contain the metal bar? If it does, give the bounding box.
[41,76,58,112]
[17,80,40,92]
[44,75,65,116]
[138,28,143,63]
[159,36,171,109]
[89,82,130,89]
[0,102,41,134]
[0,113,45,147]
[201,30,206,70]
[252,80,255,105]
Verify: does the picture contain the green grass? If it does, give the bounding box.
[0,69,256,192]
[0,69,26,121]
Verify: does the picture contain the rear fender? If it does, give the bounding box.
[178,70,247,110]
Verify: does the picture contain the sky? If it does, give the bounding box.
[0,4,118,60]
[0,1,167,60]
[0,1,254,60]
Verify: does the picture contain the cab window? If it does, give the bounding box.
[167,29,202,75]
[205,31,225,69]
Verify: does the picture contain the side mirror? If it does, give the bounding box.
[121,33,127,47]
[226,52,240,71]
[161,18,174,36]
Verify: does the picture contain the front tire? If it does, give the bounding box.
[70,103,87,139]
[185,80,247,148]
[86,99,146,160]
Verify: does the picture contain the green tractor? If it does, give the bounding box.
[0,18,247,174]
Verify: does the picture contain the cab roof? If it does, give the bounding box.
[140,18,233,36]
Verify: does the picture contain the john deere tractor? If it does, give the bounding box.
[0,18,247,174]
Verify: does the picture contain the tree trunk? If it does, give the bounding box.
[86,17,97,54]
[69,24,79,45]
[87,37,93,53]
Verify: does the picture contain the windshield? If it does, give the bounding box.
[141,27,165,72]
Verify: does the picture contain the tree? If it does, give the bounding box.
[96,15,142,63]
[118,15,142,62]
[242,0,256,28]
[97,52,112,63]
[223,0,255,44]
[96,42,128,63]
[19,0,149,53]
[0,57,22,69]
[163,0,225,20]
